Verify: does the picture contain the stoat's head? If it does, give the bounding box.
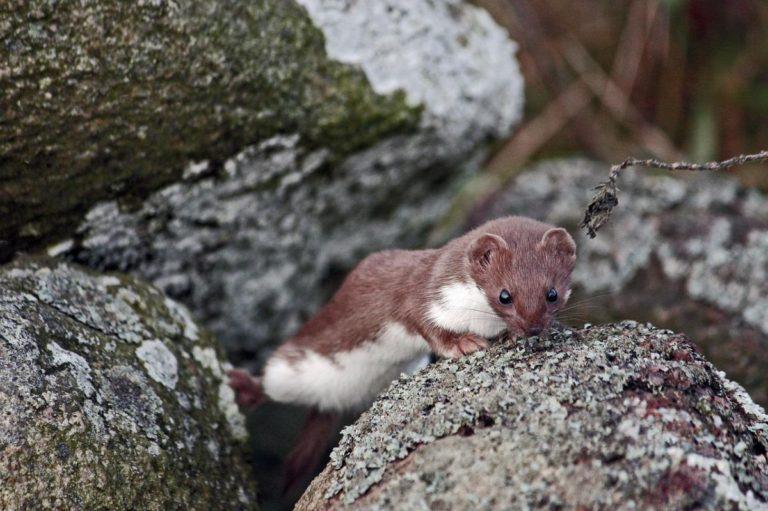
[467,226,576,337]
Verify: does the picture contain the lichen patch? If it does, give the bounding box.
[192,346,224,379]
[218,382,247,441]
[136,340,179,390]
[46,341,95,398]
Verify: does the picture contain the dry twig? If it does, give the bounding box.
[581,150,768,238]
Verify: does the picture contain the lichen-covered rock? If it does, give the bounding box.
[467,159,768,405]
[0,257,256,510]
[298,323,768,510]
[2,0,523,357]
[1,0,418,258]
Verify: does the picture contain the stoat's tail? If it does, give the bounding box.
[283,408,340,495]
[227,369,267,409]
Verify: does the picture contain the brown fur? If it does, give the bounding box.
[230,216,576,387]
[269,215,576,358]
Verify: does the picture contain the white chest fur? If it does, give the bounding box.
[262,322,431,412]
[427,280,506,338]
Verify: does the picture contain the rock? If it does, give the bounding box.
[297,323,768,510]
[1,0,417,257]
[2,0,523,356]
[0,257,256,510]
[467,159,768,405]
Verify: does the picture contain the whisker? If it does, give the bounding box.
[555,318,589,324]
[567,289,616,299]
[559,309,585,317]
[559,304,600,313]
[560,296,612,307]
[555,316,589,321]
[556,316,595,325]
[570,289,616,298]
[442,307,501,318]
[563,293,616,307]
[561,300,607,308]
[556,310,592,319]
[557,310,588,317]
[558,304,604,313]
[560,309,604,316]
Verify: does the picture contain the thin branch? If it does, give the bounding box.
[580,150,768,238]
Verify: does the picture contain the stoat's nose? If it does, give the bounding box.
[527,326,543,336]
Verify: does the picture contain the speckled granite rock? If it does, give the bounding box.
[2,0,523,356]
[297,323,768,510]
[0,257,256,510]
[467,159,768,405]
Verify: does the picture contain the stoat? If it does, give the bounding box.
[229,216,577,489]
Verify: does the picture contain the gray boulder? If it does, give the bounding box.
[0,257,256,510]
[468,159,768,405]
[1,0,523,355]
[298,323,768,510]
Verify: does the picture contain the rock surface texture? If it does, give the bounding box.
[468,159,768,405]
[0,258,256,510]
[1,0,417,257]
[298,323,768,510]
[1,0,523,355]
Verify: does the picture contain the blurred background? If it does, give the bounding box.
[473,0,768,186]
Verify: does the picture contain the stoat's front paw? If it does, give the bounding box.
[444,334,489,359]
[227,369,264,408]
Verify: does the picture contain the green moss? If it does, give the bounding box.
[0,0,420,260]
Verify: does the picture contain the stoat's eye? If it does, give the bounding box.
[499,289,513,305]
[546,288,558,302]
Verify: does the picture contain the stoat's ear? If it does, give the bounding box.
[468,233,508,271]
[538,228,576,260]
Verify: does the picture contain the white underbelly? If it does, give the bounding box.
[262,322,431,411]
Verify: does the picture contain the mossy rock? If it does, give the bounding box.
[0,0,419,259]
[299,323,768,510]
[0,257,256,510]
